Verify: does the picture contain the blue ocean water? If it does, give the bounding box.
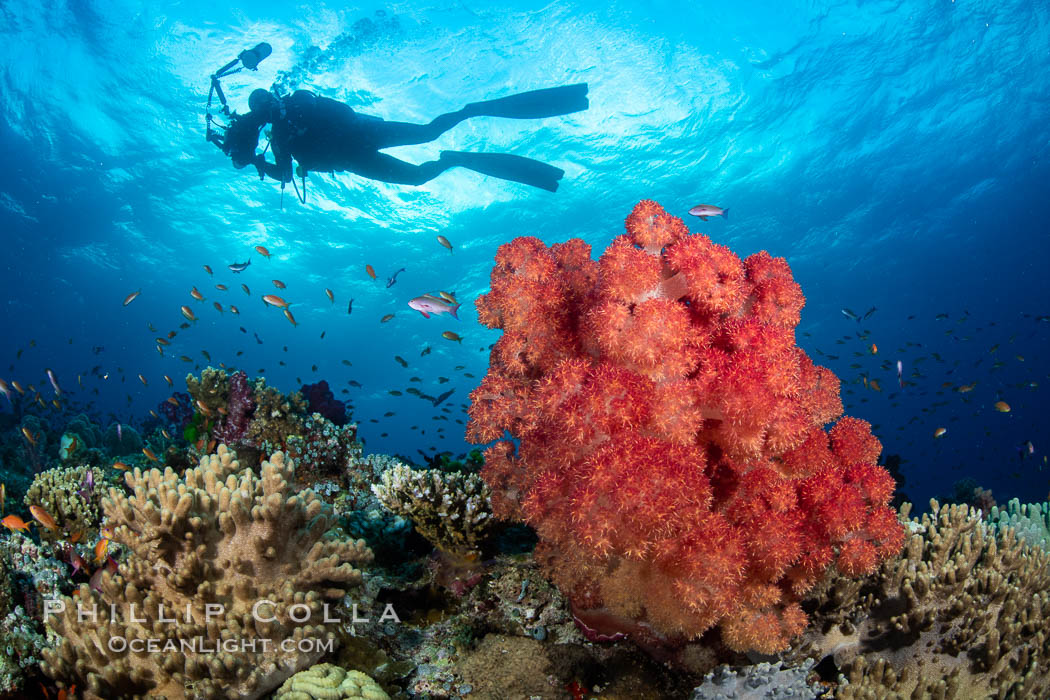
[0,0,1047,509]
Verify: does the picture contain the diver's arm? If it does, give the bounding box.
[253,151,293,183]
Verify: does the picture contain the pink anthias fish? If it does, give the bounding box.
[688,204,729,221]
[408,294,461,319]
[46,368,62,396]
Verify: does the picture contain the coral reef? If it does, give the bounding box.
[286,414,362,487]
[690,659,821,699]
[795,500,1050,698]
[272,663,388,699]
[213,371,255,446]
[301,380,349,426]
[41,444,373,700]
[103,421,143,456]
[247,377,308,450]
[63,414,102,450]
[466,200,904,655]
[159,392,194,432]
[23,464,103,543]
[987,498,1050,551]
[371,465,493,558]
[185,367,230,416]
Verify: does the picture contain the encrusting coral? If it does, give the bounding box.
[186,367,230,417]
[272,663,389,700]
[467,200,904,655]
[796,500,1050,698]
[23,464,102,543]
[41,444,373,700]
[371,465,493,558]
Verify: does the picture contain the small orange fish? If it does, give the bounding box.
[149,409,160,419]
[161,429,172,440]
[203,265,213,275]
[196,399,212,415]
[206,439,217,453]
[273,279,286,289]
[255,245,270,258]
[869,343,877,354]
[11,381,24,395]
[138,374,148,386]
[366,264,377,280]
[101,526,113,539]
[241,284,251,295]
[869,379,881,392]
[214,302,224,313]
[181,306,198,322]
[262,294,289,308]
[380,313,395,323]
[437,235,453,253]
[112,461,131,471]
[215,284,228,291]
[442,330,463,343]
[994,401,1011,413]
[933,427,947,438]
[142,447,159,463]
[283,308,298,327]
[51,399,61,409]
[70,530,84,543]
[166,396,180,406]
[157,337,172,346]
[1,515,32,533]
[21,426,36,445]
[164,375,173,386]
[325,288,335,303]
[190,287,205,301]
[29,505,57,531]
[123,289,141,306]
[956,382,977,393]
[230,305,240,315]
[94,537,110,564]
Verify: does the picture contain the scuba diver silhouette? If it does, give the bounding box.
[207,43,588,195]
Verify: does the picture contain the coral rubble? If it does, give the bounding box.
[41,445,373,699]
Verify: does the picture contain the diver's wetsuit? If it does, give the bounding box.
[227,83,588,192]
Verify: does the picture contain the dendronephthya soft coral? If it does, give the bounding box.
[467,200,904,655]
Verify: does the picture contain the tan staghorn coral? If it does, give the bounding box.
[41,444,373,700]
[794,500,1050,698]
[371,464,492,558]
[273,663,388,699]
[24,464,102,543]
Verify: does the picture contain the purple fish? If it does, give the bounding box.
[687,204,729,221]
[408,294,460,319]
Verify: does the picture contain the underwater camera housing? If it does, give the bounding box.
[205,42,273,151]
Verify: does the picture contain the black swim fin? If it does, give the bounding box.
[463,83,589,120]
[440,151,565,192]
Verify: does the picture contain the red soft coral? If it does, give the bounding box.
[468,200,905,656]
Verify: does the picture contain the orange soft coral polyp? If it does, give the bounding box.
[468,200,904,656]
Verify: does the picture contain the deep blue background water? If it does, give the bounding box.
[0,0,1047,508]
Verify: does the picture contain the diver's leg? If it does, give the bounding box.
[439,150,564,192]
[358,112,469,150]
[345,151,451,185]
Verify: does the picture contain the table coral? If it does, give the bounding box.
[371,465,493,558]
[273,663,388,699]
[797,500,1050,698]
[41,444,373,700]
[23,464,103,543]
[466,200,904,655]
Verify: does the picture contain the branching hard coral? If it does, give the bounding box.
[467,200,904,655]
[988,498,1050,551]
[185,367,230,416]
[371,465,493,558]
[23,464,103,543]
[796,501,1050,698]
[272,663,388,700]
[41,445,373,700]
